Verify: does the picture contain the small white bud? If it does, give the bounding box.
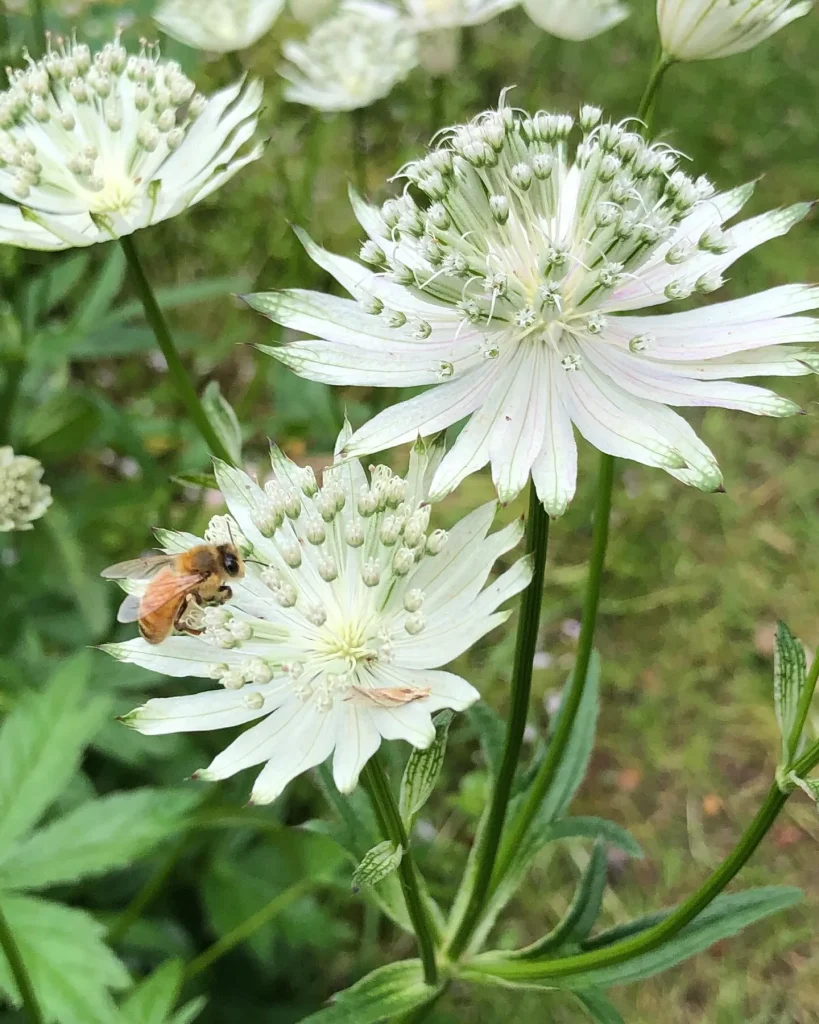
[426,529,448,555]
[510,163,533,190]
[318,555,338,582]
[403,588,424,613]
[489,194,510,224]
[246,658,272,685]
[405,613,426,635]
[695,271,724,294]
[392,547,415,576]
[345,520,365,547]
[243,691,265,710]
[379,515,401,546]
[306,603,327,626]
[281,540,303,568]
[362,559,381,587]
[360,240,386,266]
[301,467,318,497]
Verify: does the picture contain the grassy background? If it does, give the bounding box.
[1,0,819,1020]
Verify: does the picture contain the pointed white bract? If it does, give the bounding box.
[521,0,629,40]
[0,447,52,531]
[107,429,531,803]
[0,35,263,251]
[155,0,286,53]
[246,102,817,515]
[280,2,419,112]
[657,0,812,61]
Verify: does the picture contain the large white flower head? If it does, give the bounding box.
[0,447,52,531]
[521,0,629,40]
[105,429,531,803]
[657,0,811,61]
[280,2,419,112]
[246,101,818,515]
[0,34,263,251]
[155,0,286,53]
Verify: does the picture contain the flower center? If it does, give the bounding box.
[316,617,377,673]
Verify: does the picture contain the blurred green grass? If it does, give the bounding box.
[2,0,819,1020]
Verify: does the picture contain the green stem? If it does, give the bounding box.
[0,899,44,1024]
[184,879,315,980]
[488,452,614,901]
[361,755,439,985]
[107,832,190,945]
[119,235,233,465]
[636,48,673,125]
[473,782,789,981]
[351,108,367,195]
[787,647,819,763]
[446,484,550,959]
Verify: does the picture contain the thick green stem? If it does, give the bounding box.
[119,235,234,465]
[473,782,789,981]
[446,485,550,959]
[0,899,44,1024]
[361,755,439,985]
[787,646,819,763]
[489,452,614,900]
[636,49,673,125]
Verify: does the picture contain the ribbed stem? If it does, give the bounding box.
[637,49,673,125]
[446,484,550,958]
[488,452,614,901]
[0,899,44,1024]
[362,755,439,985]
[119,234,233,465]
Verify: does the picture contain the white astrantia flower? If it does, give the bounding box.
[0,35,263,251]
[521,0,629,40]
[105,429,532,803]
[155,0,286,53]
[245,101,818,516]
[657,0,812,61]
[0,447,52,531]
[280,1,419,112]
[404,0,515,31]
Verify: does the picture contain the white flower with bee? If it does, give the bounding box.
[104,428,532,803]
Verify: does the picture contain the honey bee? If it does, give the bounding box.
[102,543,245,645]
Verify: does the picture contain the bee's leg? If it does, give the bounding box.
[214,585,233,605]
[176,593,204,636]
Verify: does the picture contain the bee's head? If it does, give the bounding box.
[218,543,244,578]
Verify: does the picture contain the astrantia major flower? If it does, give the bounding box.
[657,0,811,61]
[155,0,286,53]
[105,429,531,803]
[0,447,52,531]
[404,0,516,31]
[280,2,419,112]
[0,35,263,250]
[521,0,629,40]
[246,102,817,515]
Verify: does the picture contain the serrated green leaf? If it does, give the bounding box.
[774,621,808,764]
[464,886,802,991]
[41,253,91,315]
[42,501,110,639]
[574,989,625,1024]
[352,841,403,892]
[531,817,643,859]
[513,841,609,957]
[119,960,184,1024]
[0,893,129,1024]
[300,960,438,1024]
[0,654,110,850]
[788,772,819,804]
[399,710,453,826]
[70,246,126,333]
[0,787,201,890]
[467,702,505,778]
[201,381,242,465]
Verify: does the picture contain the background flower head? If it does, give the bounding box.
[280,1,419,112]
[657,0,812,61]
[522,0,629,40]
[247,102,817,515]
[105,428,532,803]
[0,34,263,250]
[0,447,52,531]
[155,0,286,53]
[404,0,516,32]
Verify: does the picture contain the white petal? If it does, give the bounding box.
[200,696,311,781]
[123,683,285,735]
[406,500,497,596]
[331,708,381,792]
[489,345,549,504]
[522,0,628,39]
[405,433,447,506]
[422,669,480,712]
[531,356,577,517]
[102,636,248,677]
[391,610,511,668]
[248,702,340,803]
[680,345,819,379]
[365,665,436,747]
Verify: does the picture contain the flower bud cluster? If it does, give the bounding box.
[0,446,52,531]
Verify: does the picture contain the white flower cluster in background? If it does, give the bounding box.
[247,101,817,515]
[521,0,629,40]
[106,429,531,803]
[0,447,52,532]
[0,35,263,250]
[280,1,419,111]
[657,0,812,61]
[155,0,287,53]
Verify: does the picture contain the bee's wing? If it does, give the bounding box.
[137,568,206,619]
[101,553,173,580]
[116,593,143,624]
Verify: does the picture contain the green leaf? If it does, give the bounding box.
[467,702,505,779]
[300,960,439,1024]
[788,772,819,804]
[531,817,643,859]
[0,788,201,890]
[170,472,219,490]
[774,621,808,764]
[464,886,802,991]
[42,501,110,639]
[201,381,242,465]
[0,654,110,850]
[69,246,126,333]
[169,998,207,1024]
[107,275,250,325]
[513,841,609,957]
[0,893,129,1024]
[119,960,184,1024]
[41,253,91,315]
[352,841,403,893]
[399,710,453,826]
[574,989,625,1024]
